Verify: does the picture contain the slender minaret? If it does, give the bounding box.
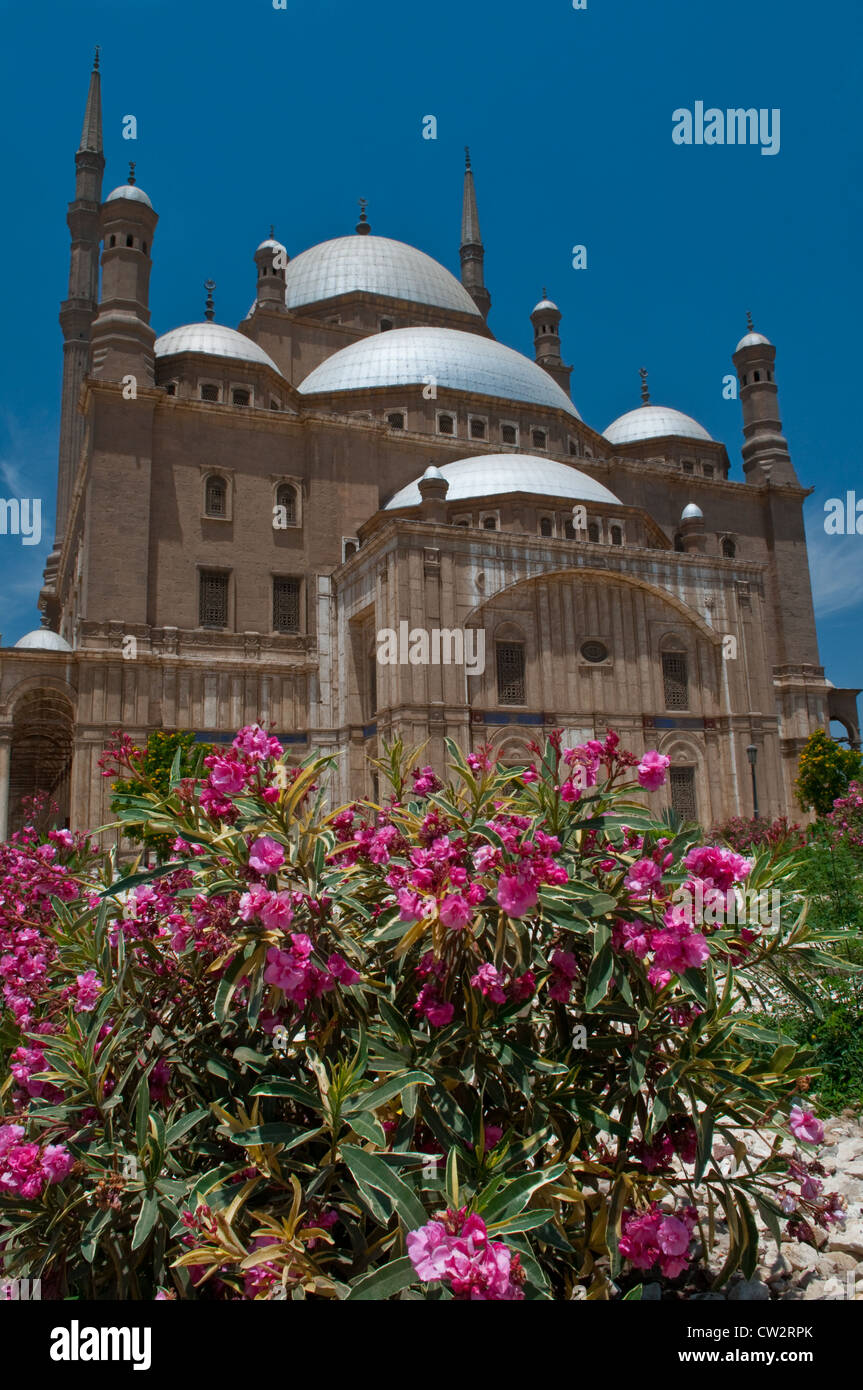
[732,313,799,486]
[254,226,288,311]
[530,289,572,396]
[42,49,105,609]
[460,149,491,320]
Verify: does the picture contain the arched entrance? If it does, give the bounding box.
[7,690,75,834]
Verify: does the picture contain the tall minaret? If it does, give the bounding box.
[732,313,799,486]
[460,148,491,320]
[42,49,105,612]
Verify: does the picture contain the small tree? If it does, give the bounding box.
[795,729,862,817]
[109,729,211,859]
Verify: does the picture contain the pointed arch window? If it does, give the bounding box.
[275,482,298,527]
[721,536,737,559]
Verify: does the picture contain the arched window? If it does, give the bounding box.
[674,532,685,552]
[200,383,220,403]
[753,370,761,382]
[540,517,553,537]
[438,414,455,436]
[587,522,600,543]
[109,235,116,248]
[380,319,394,332]
[232,388,251,407]
[721,536,736,559]
[610,524,623,546]
[470,417,486,440]
[532,429,547,450]
[501,424,517,445]
[276,483,297,526]
[205,474,228,517]
[126,235,134,248]
[482,515,498,530]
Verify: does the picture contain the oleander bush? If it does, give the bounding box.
[0,727,854,1300]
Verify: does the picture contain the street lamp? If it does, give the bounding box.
[746,743,759,819]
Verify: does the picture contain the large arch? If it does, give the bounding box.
[6,688,76,834]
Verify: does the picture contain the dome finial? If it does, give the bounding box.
[356,198,371,235]
[639,366,650,405]
[542,286,547,299]
[128,160,136,186]
[465,145,471,170]
[746,309,754,332]
[269,224,275,240]
[204,278,216,322]
[93,45,101,71]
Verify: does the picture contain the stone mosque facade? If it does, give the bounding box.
[0,56,859,841]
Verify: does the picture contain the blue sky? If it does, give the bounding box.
[0,0,861,709]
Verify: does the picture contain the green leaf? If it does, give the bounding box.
[347,1256,417,1301]
[487,1208,556,1235]
[585,931,614,1011]
[478,1164,566,1224]
[250,1078,320,1108]
[343,1070,433,1115]
[131,1192,160,1251]
[341,1144,428,1229]
[348,1111,387,1146]
[231,1123,309,1149]
[135,1075,150,1152]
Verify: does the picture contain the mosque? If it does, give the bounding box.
[0,54,858,839]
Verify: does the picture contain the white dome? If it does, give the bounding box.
[298,326,581,418]
[681,503,704,521]
[735,331,772,352]
[532,297,559,314]
[106,184,153,208]
[282,235,482,317]
[257,237,287,254]
[154,323,284,375]
[385,454,619,509]
[14,628,73,652]
[603,404,712,446]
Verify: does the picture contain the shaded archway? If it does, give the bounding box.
[7,690,75,833]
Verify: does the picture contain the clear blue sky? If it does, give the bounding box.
[1,0,861,708]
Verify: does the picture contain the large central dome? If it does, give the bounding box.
[283,235,482,317]
[298,326,581,418]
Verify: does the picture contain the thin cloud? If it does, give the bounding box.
[805,522,863,619]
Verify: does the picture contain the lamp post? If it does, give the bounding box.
[746,743,759,819]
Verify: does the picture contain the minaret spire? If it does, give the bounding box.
[41,49,106,625]
[459,148,491,320]
[78,48,103,155]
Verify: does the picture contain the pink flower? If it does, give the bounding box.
[258,891,295,933]
[624,859,662,897]
[396,888,425,923]
[248,836,285,875]
[74,969,102,1012]
[439,893,473,930]
[548,949,578,1003]
[327,952,361,986]
[406,1220,453,1281]
[41,1143,74,1184]
[789,1105,824,1146]
[637,750,670,791]
[496,870,538,919]
[683,845,751,892]
[470,962,507,1004]
[407,1212,524,1300]
[510,970,536,1002]
[233,724,283,761]
[207,758,248,797]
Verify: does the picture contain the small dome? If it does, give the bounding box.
[14,628,73,652]
[603,404,712,446]
[282,235,482,317]
[298,326,581,418]
[681,503,703,521]
[385,454,620,509]
[735,331,772,352]
[105,184,153,208]
[422,465,446,481]
[154,322,284,375]
[257,237,287,255]
[532,297,560,315]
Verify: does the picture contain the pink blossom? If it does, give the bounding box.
[624,859,662,897]
[207,758,248,797]
[41,1143,74,1184]
[789,1106,825,1146]
[439,893,473,930]
[637,750,671,791]
[327,952,361,985]
[74,969,102,1012]
[248,836,285,875]
[496,870,538,919]
[470,962,507,1004]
